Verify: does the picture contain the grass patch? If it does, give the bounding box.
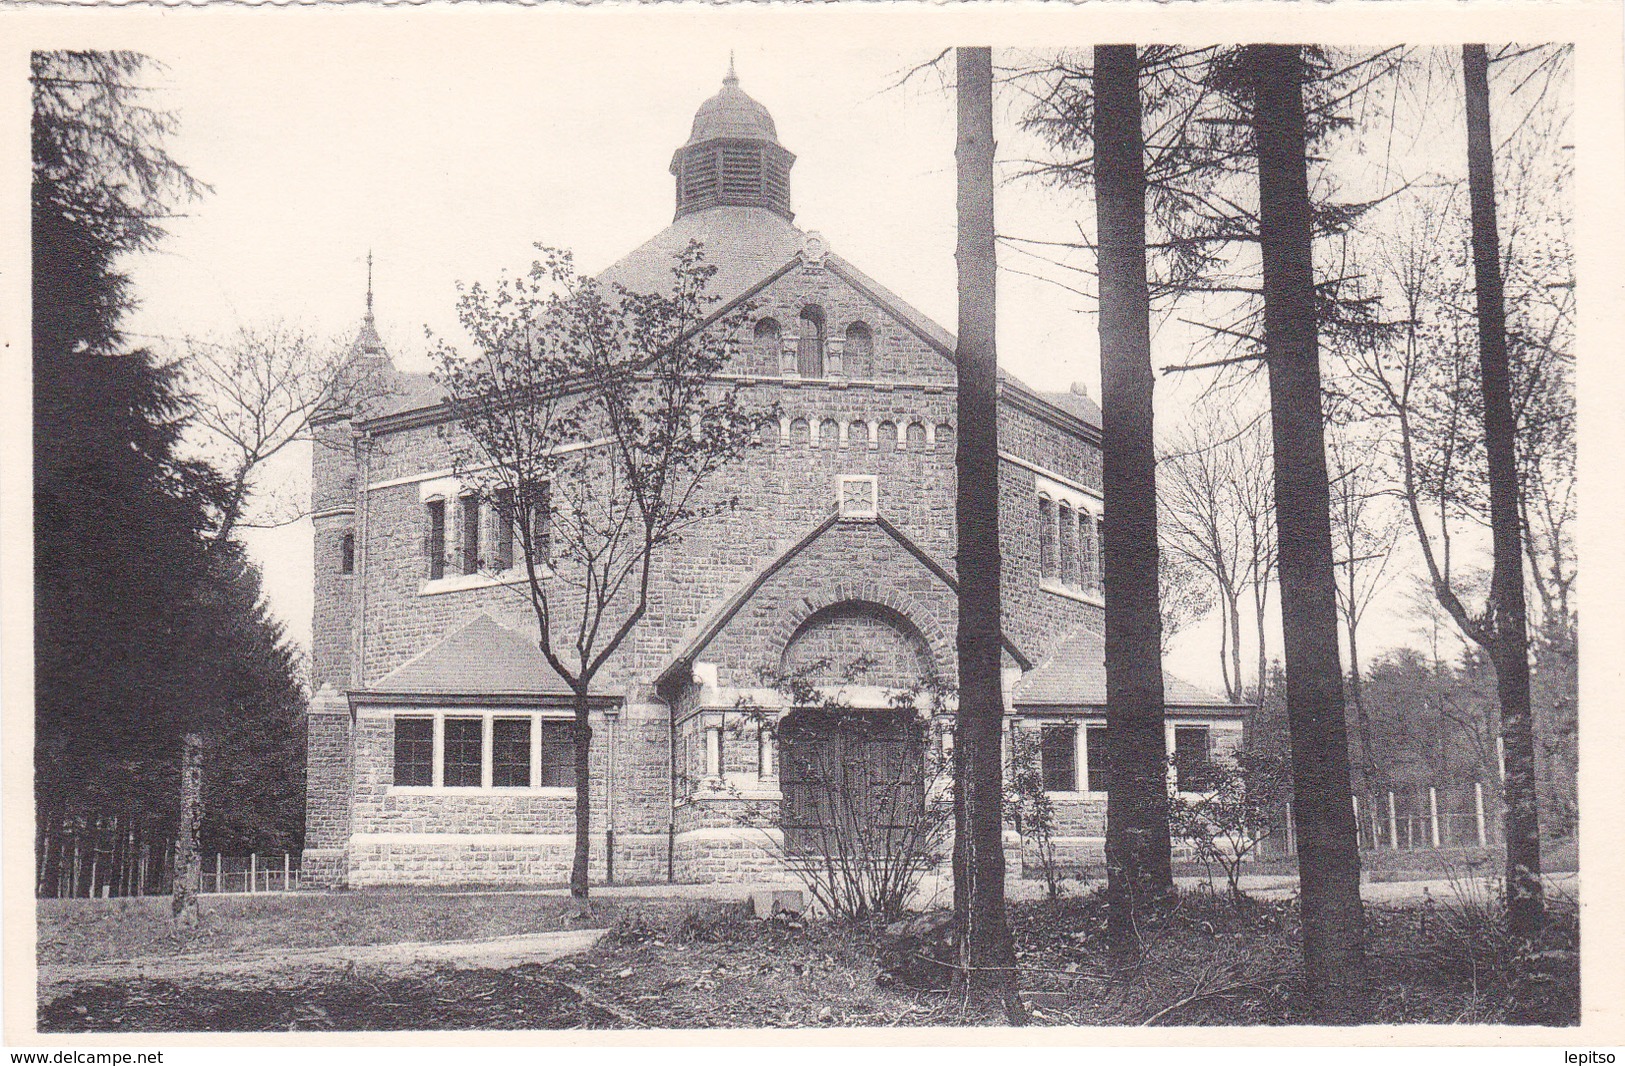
[40,887,1578,1031]
[38,891,744,967]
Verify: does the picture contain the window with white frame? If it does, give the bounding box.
[390,711,576,790]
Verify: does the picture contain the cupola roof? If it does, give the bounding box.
[685,60,779,145]
[670,62,796,222]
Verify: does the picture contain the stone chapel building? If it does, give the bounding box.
[301,68,1244,889]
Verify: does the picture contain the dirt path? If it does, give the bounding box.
[38,928,607,1006]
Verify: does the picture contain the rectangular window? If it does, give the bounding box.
[1085,724,1110,793]
[1174,726,1214,791]
[393,717,433,787]
[1041,724,1077,792]
[492,717,532,788]
[537,720,575,788]
[493,487,515,571]
[426,499,446,580]
[340,532,355,575]
[442,716,483,787]
[461,494,481,574]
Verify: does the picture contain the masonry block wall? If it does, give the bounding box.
[310,416,357,692]
[308,253,1109,886]
[301,688,353,887]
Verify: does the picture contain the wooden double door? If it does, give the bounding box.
[777,708,925,858]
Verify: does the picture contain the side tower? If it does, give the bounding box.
[302,284,393,888]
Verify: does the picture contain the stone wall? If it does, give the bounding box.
[300,688,352,888]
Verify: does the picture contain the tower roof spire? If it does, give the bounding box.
[349,250,388,359]
[725,51,737,87]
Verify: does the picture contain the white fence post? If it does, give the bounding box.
[1370,804,1381,851]
[1285,802,1296,856]
[215,853,222,894]
[283,852,291,892]
[1352,796,1360,847]
[249,852,257,894]
[1474,782,1488,848]
[1387,792,1399,852]
[1428,787,1441,848]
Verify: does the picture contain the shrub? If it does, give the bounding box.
[1167,748,1292,897]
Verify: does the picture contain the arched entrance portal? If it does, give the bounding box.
[774,599,938,860]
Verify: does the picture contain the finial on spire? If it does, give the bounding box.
[724,51,738,87]
[365,250,375,321]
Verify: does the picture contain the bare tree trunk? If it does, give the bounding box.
[1094,43,1174,954]
[1247,44,1366,1022]
[1463,43,1542,938]
[952,45,1021,1014]
[570,690,594,911]
[172,732,203,927]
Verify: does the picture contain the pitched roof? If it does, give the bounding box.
[599,205,806,307]
[1011,626,1241,709]
[367,614,574,698]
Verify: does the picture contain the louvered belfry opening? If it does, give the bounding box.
[670,69,796,221]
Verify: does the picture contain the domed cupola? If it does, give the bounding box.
[670,60,796,222]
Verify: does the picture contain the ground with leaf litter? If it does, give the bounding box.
[39,887,1577,1031]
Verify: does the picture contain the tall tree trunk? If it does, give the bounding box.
[1463,42,1542,938]
[1247,44,1367,1022]
[952,45,1021,1011]
[570,690,594,910]
[1093,43,1174,954]
[172,732,203,927]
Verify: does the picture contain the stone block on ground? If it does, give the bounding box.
[751,888,805,919]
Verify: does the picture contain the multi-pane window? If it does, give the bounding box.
[442,716,483,787]
[394,717,433,787]
[426,498,446,580]
[797,306,825,378]
[1040,724,1078,792]
[1085,724,1110,793]
[1035,486,1101,598]
[492,717,532,788]
[1174,726,1215,791]
[391,714,579,790]
[339,532,355,575]
[538,720,576,788]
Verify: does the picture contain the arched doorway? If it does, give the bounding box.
[774,600,937,859]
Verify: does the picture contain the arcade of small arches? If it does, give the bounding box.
[750,310,878,380]
[770,415,955,451]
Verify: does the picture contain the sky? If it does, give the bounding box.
[109,28,1528,695]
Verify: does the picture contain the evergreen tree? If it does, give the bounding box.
[33,51,306,897]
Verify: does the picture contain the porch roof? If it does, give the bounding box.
[1011,626,1246,711]
[359,614,577,701]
